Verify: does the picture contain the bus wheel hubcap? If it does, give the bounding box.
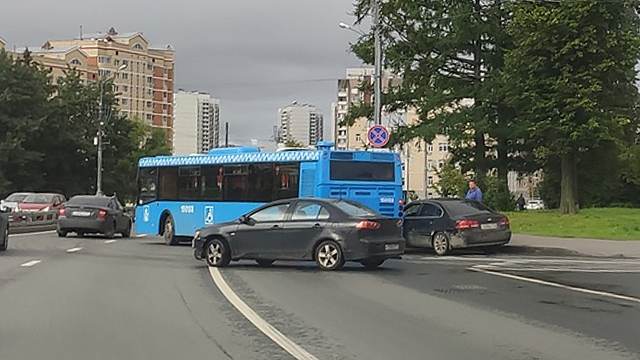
[208,243,222,264]
[318,244,339,268]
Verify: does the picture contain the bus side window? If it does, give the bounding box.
[274,163,300,200]
[138,167,158,205]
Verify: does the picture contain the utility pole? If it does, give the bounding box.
[224,122,229,147]
[373,0,382,126]
[96,83,104,195]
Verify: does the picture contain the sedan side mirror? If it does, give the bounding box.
[239,215,254,225]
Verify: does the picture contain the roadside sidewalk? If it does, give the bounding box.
[508,234,640,258]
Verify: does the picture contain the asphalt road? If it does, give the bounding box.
[0,231,638,360]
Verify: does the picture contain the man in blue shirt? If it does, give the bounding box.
[465,179,483,202]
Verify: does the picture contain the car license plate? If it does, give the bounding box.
[481,223,498,230]
[385,243,400,251]
[72,211,91,217]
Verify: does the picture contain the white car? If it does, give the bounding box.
[0,192,32,212]
[525,199,545,210]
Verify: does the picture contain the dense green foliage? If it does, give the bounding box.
[506,208,640,241]
[350,0,640,212]
[0,50,170,202]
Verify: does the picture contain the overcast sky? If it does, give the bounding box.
[1,0,365,146]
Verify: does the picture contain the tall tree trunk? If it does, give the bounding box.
[559,151,578,214]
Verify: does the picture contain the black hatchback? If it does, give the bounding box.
[193,198,404,270]
[402,199,511,255]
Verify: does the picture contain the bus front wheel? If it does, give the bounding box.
[163,215,178,246]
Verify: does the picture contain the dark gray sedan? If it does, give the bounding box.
[193,198,404,270]
[57,195,132,238]
[0,210,8,252]
[402,199,511,255]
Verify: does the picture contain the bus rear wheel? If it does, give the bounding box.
[163,215,178,246]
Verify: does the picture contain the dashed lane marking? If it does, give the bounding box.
[20,260,42,267]
[470,266,640,304]
[66,247,83,253]
[208,267,319,360]
[104,239,117,244]
[135,234,147,238]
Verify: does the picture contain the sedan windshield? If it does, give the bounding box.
[67,196,110,207]
[333,200,377,217]
[22,194,55,204]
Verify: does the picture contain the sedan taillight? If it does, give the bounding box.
[499,217,510,228]
[356,220,381,230]
[97,209,107,221]
[455,219,480,230]
[58,207,66,218]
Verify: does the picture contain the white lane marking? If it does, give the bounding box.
[208,267,319,360]
[135,234,147,238]
[470,266,640,304]
[66,247,83,253]
[474,265,640,273]
[104,239,117,244]
[9,230,56,237]
[20,260,42,267]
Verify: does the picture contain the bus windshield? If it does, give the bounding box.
[330,161,395,181]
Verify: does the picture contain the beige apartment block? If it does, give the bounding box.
[0,37,6,50]
[14,44,98,84]
[16,28,175,148]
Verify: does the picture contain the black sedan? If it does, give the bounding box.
[402,199,511,255]
[0,210,8,252]
[193,198,405,270]
[57,195,132,238]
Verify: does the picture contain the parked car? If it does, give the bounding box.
[402,199,511,256]
[18,193,66,212]
[0,210,9,252]
[57,195,132,238]
[0,192,33,212]
[193,198,405,270]
[525,199,545,210]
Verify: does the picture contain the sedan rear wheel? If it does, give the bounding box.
[57,230,67,238]
[205,238,231,267]
[315,240,344,271]
[432,232,450,256]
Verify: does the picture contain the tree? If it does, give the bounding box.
[284,139,304,148]
[504,1,640,213]
[436,162,467,198]
[349,0,525,201]
[0,49,51,195]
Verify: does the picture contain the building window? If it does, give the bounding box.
[146,101,152,108]
[427,160,433,169]
[98,56,111,64]
[438,143,449,152]
[122,85,129,92]
[438,160,444,169]
[69,59,81,66]
[147,89,152,96]
[146,114,152,121]
[147,64,153,71]
[122,73,129,80]
[133,43,144,50]
[427,144,433,152]
[355,134,361,142]
[122,59,129,66]
[427,176,434,186]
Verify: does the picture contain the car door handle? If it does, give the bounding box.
[270,224,280,229]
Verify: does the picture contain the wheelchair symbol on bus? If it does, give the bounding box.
[143,206,150,223]
[204,206,214,225]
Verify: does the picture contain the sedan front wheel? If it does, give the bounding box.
[315,240,345,271]
[432,232,450,256]
[205,238,231,267]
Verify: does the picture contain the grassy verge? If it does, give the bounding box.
[505,207,640,241]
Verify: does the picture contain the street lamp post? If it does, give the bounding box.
[96,63,127,195]
[339,0,383,126]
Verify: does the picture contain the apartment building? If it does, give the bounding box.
[173,90,221,155]
[278,102,323,146]
[15,28,175,147]
[0,37,6,50]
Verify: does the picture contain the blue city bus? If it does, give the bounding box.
[134,142,403,244]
